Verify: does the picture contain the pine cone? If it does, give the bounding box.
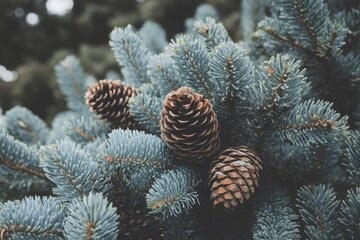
[85,79,138,129]
[160,87,220,163]
[209,146,262,209]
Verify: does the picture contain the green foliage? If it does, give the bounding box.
[0,1,359,239]
[194,17,231,50]
[0,196,64,239]
[208,41,255,142]
[64,192,118,240]
[109,25,151,86]
[55,55,95,113]
[277,100,349,146]
[170,35,214,99]
[98,129,174,192]
[129,93,163,135]
[139,21,168,54]
[147,53,182,97]
[256,54,308,112]
[274,0,333,56]
[344,130,360,184]
[253,188,300,240]
[184,3,219,35]
[241,0,269,42]
[39,140,109,202]
[146,167,199,219]
[5,106,50,146]
[297,185,343,240]
[62,115,111,145]
[0,130,47,181]
[340,187,360,239]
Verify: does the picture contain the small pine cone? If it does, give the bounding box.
[160,87,220,163]
[209,146,262,209]
[85,79,138,129]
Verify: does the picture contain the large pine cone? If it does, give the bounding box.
[209,146,262,209]
[160,87,220,163]
[85,80,138,129]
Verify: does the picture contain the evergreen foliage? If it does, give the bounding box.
[39,140,110,202]
[139,21,168,54]
[170,35,214,99]
[278,99,348,146]
[147,53,181,97]
[253,187,300,240]
[109,25,151,86]
[61,116,111,146]
[55,56,95,113]
[146,167,199,219]
[0,1,359,239]
[344,130,360,184]
[194,17,231,50]
[64,192,118,240]
[340,187,360,239]
[0,130,47,182]
[0,196,65,239]
[128,93,163,135]
[5,106,50,146]
[297,185,343,240]
[98,129,174,192]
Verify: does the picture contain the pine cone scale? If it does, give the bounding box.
[209,146,262,209]
[160,87,220,163]
[85,79,138,129]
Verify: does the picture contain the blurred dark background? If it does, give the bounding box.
[0,0,241,122]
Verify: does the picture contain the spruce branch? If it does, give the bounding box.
[336,8,360,38]
[98,129,174,190]
[274,0,332,56]
[340,187,360,239]
[253,199,300,240]
[55,55,95,113]
[146,167,199,219]
[62,116,111,145]
[241,0,268,42]
[344,130,360,184]
[5,106,50,146]
[39,140,109,202]
[128,93,163,135]
[99,129,172,168]
[193,17,231,50]
[139,20,167,54]
[328,19,348,56]
[184,3,219,35]
[170,35,214,99]
[297,185,343,240]
[147,53,182,97]
[257,54,308,112]
[0,130,47,180]
[256,18,308,54]
[263,142,315,183]
[277,99,348,146]
[109,25,151,86]
[161,212,202,240]
[64,192,119,240]
[209,41,255,116]
[0,196,64,239]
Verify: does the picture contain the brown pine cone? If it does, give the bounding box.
[160,87,220,163]
[85,79,138,129]
[209,146,262,209]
